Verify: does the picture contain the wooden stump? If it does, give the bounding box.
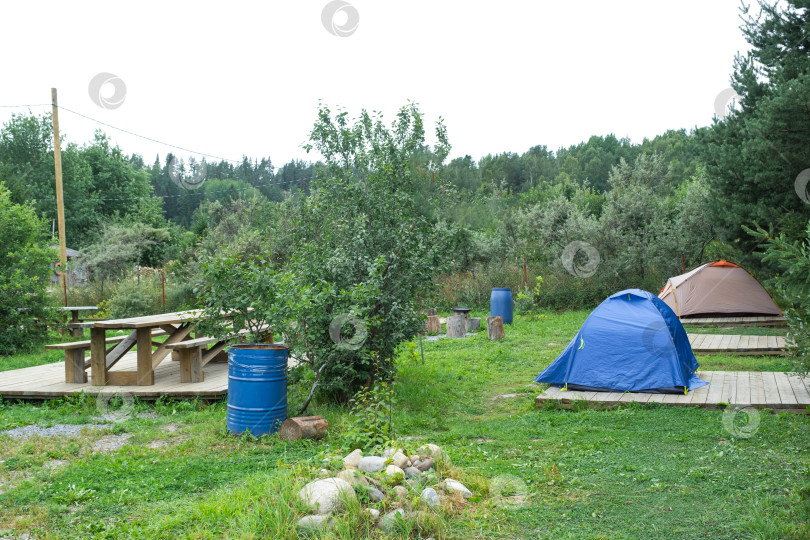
[447,315,467,338]
[487,316,505,340]
[427,308,437,316]
[279,416,328,441]
[426,315,441,333]
[467,317,481,332]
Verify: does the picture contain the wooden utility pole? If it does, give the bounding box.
[51,88,67,306]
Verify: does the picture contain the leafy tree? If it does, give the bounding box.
[82,132,159,222]
[80,221,170,281]
[285,102,457,409]
[0,181,56,355]
[0,112,97,245]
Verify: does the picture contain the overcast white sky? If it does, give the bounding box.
[0,0,750,168]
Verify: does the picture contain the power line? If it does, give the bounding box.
[2,100,319,201]
[56,105,243,164]
[0,103,50,108]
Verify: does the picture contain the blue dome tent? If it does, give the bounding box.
[535,289,708,394]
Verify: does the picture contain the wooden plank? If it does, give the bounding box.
[646,393,667,403]
[106,371,139,386]
[90,327,107,386]
[597,391,626,405]
[701,334,722,351]
[773,372,798,406]
[718,335,734,352]
[179,348,204,383]
[105,331,138,370]
[94,310,201,329]
[787,374,810,407]
[761,372,781,406]
[689,372,712,405]
[689,334,705,349]
[767,335,779,350]
[724,371,738,404]
[201,342,229,367]
[166,336,220,349]
[735,371,751,405]
[151,324,194,369]
[705,371,725,405]
[136,328,154,386]
[749,372,766,407]
[619,391,651,403]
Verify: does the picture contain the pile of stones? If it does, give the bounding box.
[297,444,473,535]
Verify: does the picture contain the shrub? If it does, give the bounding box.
[0,182,56,355]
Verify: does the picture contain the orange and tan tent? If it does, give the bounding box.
[658,260,782,317]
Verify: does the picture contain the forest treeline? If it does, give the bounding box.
[1,0,808,356]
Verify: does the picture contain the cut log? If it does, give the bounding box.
[447,315,467,338]
[467,317,481,332]
[278,416,328,441]
[427,308,437,316]
[487,316,505,340]
[426,315,441,333]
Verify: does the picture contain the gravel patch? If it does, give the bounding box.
[1,424,106,439]
[93,434,131,453]
[424,333,476,342]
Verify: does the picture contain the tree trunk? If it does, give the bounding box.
[279,416,328,441]
[447,315,467,338]
[487,316,505,340]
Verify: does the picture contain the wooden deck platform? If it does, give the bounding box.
[535,371,810,411]
[680,315,786,327]
[688,334,788,355]
[0,352,228,400]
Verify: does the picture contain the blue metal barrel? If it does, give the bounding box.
[227,344,288,436]
[490,287,513,324]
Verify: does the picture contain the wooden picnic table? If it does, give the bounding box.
[89,310,202,386]
[60,306,98,337]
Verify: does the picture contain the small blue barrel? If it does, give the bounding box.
[227,344,288,436]
[490,287,513,324]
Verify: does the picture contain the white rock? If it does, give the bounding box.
[393,485,408,499]
[358,456,386,473]
[417,444,445,461]
[420,487,440,508]
[443,479,472,499]
[336,469,368,487]
[391,451,409,469]
[343,449,363,468]
[297,514,333,535]
[385,464,405,478]
[299,478,356,514]
[365,508,380,520]
[382,447,402,458]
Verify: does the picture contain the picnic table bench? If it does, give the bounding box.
[46,329,168,383]
[163,326,271,383]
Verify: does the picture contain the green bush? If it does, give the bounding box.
[107,277,163,318]
[0,182,56,355]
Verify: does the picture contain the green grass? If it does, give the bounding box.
[0,312,808,539]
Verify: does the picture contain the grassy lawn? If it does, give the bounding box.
[0,312,808,538]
